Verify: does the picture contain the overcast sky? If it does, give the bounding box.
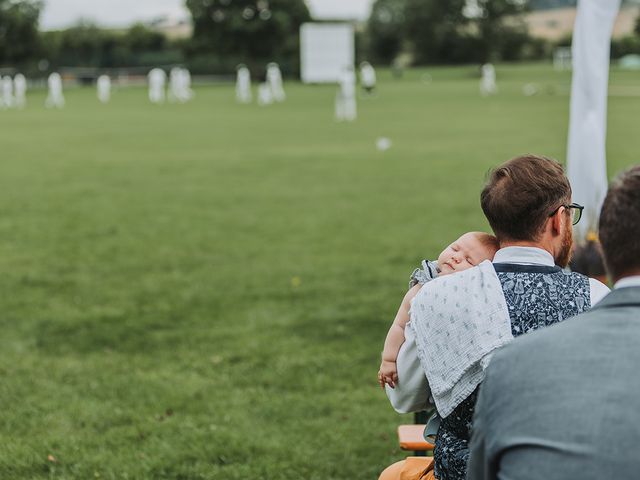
[40,0,374,29]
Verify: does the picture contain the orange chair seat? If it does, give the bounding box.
[378,456,434,480]
[398,424,434,451]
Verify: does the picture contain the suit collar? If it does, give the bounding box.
[591,286,640,310]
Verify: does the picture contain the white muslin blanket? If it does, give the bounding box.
[408,260,512,418]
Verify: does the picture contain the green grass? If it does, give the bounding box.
[0,63,638,479]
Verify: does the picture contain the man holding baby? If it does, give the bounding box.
[381,154,609,480]
[467,165,640,480]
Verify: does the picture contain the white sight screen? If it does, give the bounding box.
[300,23,355,83]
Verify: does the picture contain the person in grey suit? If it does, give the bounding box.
[467,165,640,480]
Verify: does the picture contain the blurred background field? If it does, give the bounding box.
[0,64,638,479]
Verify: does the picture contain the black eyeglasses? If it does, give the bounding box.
[548,202,584,225]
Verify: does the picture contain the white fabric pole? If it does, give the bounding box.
[566,0,620,241]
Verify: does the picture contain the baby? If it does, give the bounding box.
[378,232,499,388]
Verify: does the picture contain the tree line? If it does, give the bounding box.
[2,0,640,76]
[0,0,312,76]
[366,0,543,65]
[0,0,186,73]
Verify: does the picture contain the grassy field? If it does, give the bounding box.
[0,63,638,479]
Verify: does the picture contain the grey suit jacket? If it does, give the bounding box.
[467,286,640,480]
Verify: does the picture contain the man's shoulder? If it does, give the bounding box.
[551,270,609,304]
[566,270,589,283]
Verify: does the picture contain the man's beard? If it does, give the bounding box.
[555,224,573,268]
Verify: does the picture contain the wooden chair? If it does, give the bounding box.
[397,424,434,453]
[378,413,435,480]
[378,456,433,480]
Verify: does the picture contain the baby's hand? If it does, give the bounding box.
[378,360,398,389]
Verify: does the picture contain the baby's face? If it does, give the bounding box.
[437,233,496,276]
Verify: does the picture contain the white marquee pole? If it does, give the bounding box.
[566,0,621,242]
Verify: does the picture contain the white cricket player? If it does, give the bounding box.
[236,65,252,104]
[169,67,184,103]
[13,73,26,108]
[1,76,14,109]
[360,61,377,95]
[45,72,65,109]
[148,68,167,104]
[97,75,111,104]
[266,62,285,102]
[181,68,194,101]
[480,63,497,96]
[257,82,274,106]
[335,65,357,122]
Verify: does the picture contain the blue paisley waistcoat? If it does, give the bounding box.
[433,263,591,480]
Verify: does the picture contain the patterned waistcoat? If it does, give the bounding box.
[432,263,591,480]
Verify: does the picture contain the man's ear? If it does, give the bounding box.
[550,207,565,236]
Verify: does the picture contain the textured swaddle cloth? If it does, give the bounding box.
[408,260,512,418]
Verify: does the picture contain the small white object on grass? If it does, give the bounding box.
[376,137,392,152]
[522,83,539,97]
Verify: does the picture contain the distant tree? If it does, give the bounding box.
[42,22,180,69]
[367,0,405,64]
[121,23,178,66]
[185,0,311,75]
[0,0,42,66]
[403,0,468,64]
[367,0,533,65]
[44,22,107,67]
[474,0,529,62]
[635,13,640,37]
[125,23,167,53]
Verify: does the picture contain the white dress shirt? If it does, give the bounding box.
[386,246,611,414]
[614,275,640,289]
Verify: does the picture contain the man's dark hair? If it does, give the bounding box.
[599,165,640,280]
[481,154,571,242]
[570,240,606,278]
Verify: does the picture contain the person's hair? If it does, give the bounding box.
[599,165,640,280]
[480,154,571,242]
[570,239,606,278]
[473,232,500,252]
